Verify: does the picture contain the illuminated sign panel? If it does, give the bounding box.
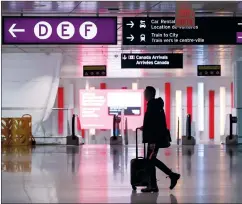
[121,53,183,69]
[79,89,144,130]
[197,65,221,76]
[83,65,106,77]
[123,17,242,45]
[3,16,117,44]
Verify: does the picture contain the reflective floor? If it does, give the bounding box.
[2,144,242,203]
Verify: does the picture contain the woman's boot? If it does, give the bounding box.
[168,172,180,190]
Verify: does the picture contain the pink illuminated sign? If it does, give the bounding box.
[79,89,144,130]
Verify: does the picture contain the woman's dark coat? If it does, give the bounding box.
[142,97,168,147]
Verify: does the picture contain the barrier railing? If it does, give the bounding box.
[1,107,83,144]
[1,114,35,147]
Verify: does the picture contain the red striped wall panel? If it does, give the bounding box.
[100,83,106,89]
[165,83,171,129]
[231,82,234,109]
[81,129,85,138]
[187,87,193,120]
[77,116,81,131]
[57,87,64,135]
[209,90,215,139]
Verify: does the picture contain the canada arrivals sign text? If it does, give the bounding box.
[121,53,183,69]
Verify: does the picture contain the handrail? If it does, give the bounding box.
[52,108,73,110]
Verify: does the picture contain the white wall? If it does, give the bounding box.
[60,76,233,144]
[2,53,63,135]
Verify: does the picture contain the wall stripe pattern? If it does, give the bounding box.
[100,83,107,89]
[77,116,82,131]
[187,87,193,120]
[57,87,64,135]
[209,90,215,139]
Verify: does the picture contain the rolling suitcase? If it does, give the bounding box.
[130,128,149,190]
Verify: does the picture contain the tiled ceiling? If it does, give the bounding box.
[2,1,242,15]
[2,1,242,78]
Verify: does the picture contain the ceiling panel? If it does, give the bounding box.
[2,1,242,15]
[2,1,241,78]
[2,44,237,78]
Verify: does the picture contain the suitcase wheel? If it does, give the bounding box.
[132,185,137,191]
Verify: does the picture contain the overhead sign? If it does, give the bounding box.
[175,2,195,27]
[2,17,117,44]
[197,65,221,76]
[121,53,183,69]
[122,17,242,45]
[83,65,106,77]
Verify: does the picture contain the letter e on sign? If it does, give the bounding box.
[79,21,97,40]
[57,21,75,39]
[34,21,52,39]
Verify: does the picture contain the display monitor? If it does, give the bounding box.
[79,89,144,129]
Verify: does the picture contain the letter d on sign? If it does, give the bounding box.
[34,21,52,40]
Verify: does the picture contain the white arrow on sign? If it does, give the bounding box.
[126,34,134,41]
[9,24,25,38]
[126,21,134,28]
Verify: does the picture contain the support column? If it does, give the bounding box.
[234,61,242,144]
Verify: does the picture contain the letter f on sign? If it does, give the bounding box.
[85,24,92,36]
[79,21,97,40]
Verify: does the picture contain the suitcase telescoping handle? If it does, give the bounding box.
[135,128,146,159]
